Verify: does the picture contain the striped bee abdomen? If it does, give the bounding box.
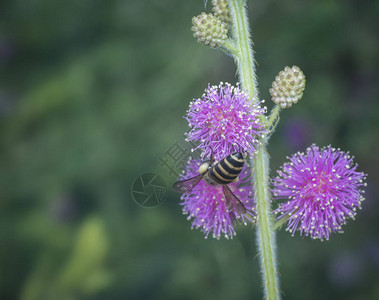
[209,153,244,184]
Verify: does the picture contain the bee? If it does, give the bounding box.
[173,152,247,214]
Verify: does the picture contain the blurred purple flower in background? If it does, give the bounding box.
[0,35,16,66]
[49,193,77,223]
[362,240,379,268]
[179,158,256,239]
[185,82,266,161]
[328,252,364,287]
[273,144,367,240]
[283,118,311,151]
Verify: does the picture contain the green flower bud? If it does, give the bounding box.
[270,66,306,109]
[192,12,228,48]
[211,0,231,25]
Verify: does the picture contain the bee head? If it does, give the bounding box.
[198,161,211,175]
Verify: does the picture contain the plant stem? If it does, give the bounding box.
[267,105,281,128]
[253,145,279,300]
[223,39,239,56]
[273,214,290,231]
[228,0,257,99]
[229,1,280,299]
[267,105,281,138]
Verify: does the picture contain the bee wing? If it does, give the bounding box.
[223,185,247,215]
[173,175,203,193]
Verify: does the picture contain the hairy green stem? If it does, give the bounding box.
[223,39,239,56]
[228,0,257,99]
[273,215,290,231]
[268,105,281,128]
[253,146,279,300]
[267,105,281,138]
[228,1,280,299]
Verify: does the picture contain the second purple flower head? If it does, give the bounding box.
[273,145,367,240]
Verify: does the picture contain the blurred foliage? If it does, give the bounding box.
[0,0,378,300]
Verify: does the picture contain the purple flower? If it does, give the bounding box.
[185,82,266,161]
[180,158,256,239]
[283,118,311,151]
[328,252,364,287]
[273,144,367,240]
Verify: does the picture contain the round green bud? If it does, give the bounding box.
[270,66,306,109]
[192,12,228,48]
[211,0,231,25]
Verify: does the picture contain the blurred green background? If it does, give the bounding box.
[1,0,378,299]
